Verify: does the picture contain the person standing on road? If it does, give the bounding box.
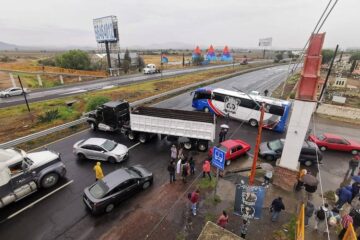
[167,160,176,183]
[262,170,273,188]
[314,203,330,233]
[295,169,307,191]
[182,160,189,184]
[93,162,104,181]
[190,189,200,216]
[217,210,229,228]
[338,213,353,239]
[270,197,285,222]
[348,156,359,177]
[219,129,226,143]
[202,159,212,180]
[171,145,177,161]
[189,156,195,175]
[305,201,315,226]
[336,186,352,209]
[240,219,249,239]
[178,145,184,160]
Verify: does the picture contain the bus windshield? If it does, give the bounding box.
[193,91,211,100]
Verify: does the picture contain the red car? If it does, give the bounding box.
[209,139,251,166]
[308,133,360,155]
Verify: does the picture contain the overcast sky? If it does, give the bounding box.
[0,0,358,49]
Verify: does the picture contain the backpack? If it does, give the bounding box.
[316,208,325,220]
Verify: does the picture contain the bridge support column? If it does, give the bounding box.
[37,74,43,87]
[9,73,16,87]
[59,75,64,85]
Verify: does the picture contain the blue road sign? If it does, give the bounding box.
[212,147,226,171]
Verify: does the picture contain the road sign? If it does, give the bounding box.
[212,147,225,171]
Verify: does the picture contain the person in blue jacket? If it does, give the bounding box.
[336,186,353,209]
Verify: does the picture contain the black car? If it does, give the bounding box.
[83,165,153,214]
[259,139,323,166]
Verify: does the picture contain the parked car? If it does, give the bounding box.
[259,139,323,166]
[83,165,153,214]
[308,133,360,155]
[73,138,129,163]
[0,87,28,98]
[209,139,251,166]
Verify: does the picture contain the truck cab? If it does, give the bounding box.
[86,101,130,132]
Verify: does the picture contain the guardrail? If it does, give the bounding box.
[0,64,279,149]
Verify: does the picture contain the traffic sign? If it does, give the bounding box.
[212,147,226,171]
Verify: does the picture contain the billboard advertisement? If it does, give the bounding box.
[93,16,119,43]
[259,37,272,47]
[234,184,265,220]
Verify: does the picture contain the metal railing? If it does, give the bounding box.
[0,64,278,149]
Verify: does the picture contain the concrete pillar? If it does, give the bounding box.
[9,73,16,87]
[78,76,82,82]
[59,75,64,85]
[37,74,43,87]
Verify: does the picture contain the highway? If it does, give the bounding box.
[0,65,358,240]
[0,60,270,108]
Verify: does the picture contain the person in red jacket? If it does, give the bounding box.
[217,210,229,228]
[190,189,200,216]
[202,159,212,180]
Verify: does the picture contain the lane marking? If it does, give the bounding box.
[6,180,74,221]
[128,142,141,150]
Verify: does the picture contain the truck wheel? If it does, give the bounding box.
[128,132,137,141]
[197,141,208,152]
[105,203,115,213]
[90,122,97,131]
[41,172,59,188]
[249,119,258,127]
[139,133,148,143]
[184,142,193,150]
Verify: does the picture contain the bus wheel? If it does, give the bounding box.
[203,107,210,113]
[249,119,258,127]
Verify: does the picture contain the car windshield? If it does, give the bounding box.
[127,167,142,177]
[268,140,283,150]
[101,140,117,151]
[219,146,228,153]
[89,181,109,199]
[317,134,326,141]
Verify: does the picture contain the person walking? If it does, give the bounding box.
[190,189,200,216]
[93,162,104,181]
[270,197,285,222]
[189,156,195,175]
[338,213,353,239]
[178,145,184,160]
[295,169,307,191]
[348,156,359,177]
[240,219,249,239]
[219,129,226,143]
[167,160,176,183]
[305,201,315,226]
[171,145,177,161]
[314,203,330,233]
[217,210,229,228]
[182,160,189,183]
[202,159,211,180]
[262,170,273,188]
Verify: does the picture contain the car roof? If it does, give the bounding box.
[83,138,107,146]
[221,140,243,148]
[323,133,343,140]
[102,168,136,190]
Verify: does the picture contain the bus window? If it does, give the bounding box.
[268,105,284,116]
[193,92,211,100]
[213,93,226,102]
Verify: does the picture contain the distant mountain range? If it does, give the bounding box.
[0,41,18,50]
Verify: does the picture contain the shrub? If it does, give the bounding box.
[86,96,110,112]
[38,109,60,123]
[55,50,91,70]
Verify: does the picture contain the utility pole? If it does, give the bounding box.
[17,75,31,113]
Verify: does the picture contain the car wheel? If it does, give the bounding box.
[226,160,231,166]
[249,119,258,127]
[128,132,137,141]
[320,146,327,151]
[108,157,116,164]
[77,153,86,160]
[5,94,10,98]
[41,172,59,188]
[197,141,208,152]
[184,142,192,150]
[90,122,97,131]
[105,203,115,213]
[351,150,358,155]
[265,155,275,161]
[142,181,151,189]
[304,160,313,167]
[139,133,148,143]
[204,107,210,113]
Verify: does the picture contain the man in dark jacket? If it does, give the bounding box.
[167,160,176,183]
[271,197,285,222]
[352,182,360,200]
[336,186,352,209]
[348,157,359,177]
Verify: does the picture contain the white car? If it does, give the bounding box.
[73,138,129,163]
[0,87,28,98]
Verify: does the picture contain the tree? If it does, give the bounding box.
[274,52,283,63]
[350,60,357,73]
[123,60,130,74]
[287,51,294,59]
[192,55,204,65]
[137,56,145,70]
[55,50,91,70]
[124,49,131,62]
[349,52,360,62]
[321,49,335,64]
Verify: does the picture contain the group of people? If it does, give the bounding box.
[168,144,195,184]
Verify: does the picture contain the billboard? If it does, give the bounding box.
[259,37,272,47]
[93,16,119,43]
[234,184,265,220]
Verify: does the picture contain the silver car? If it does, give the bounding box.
[0,87,28,98]
[73,138,129,163]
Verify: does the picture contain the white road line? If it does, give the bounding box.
[6,180,74,220]
[128,142,141,150]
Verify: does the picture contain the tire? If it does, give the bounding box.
[142,181,151,190]
[226,160,231,166]
[320,146,327,151]
[128,132,137,141]
[304,160,313,167]
[139,133,148,144]
[197,141,208,152]
[203,107,210,113]
[184,142,193,150]
[249,119,258,127]
[352,150,359,155]
[90,122,97,131]
[108,157,116,164]
[41,172,59,188]
[5,94,10,98]
[77,153,86,160]
[105,203,115,213]
[265,155,275,161]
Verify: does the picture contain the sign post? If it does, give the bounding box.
[211,147,225,199]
